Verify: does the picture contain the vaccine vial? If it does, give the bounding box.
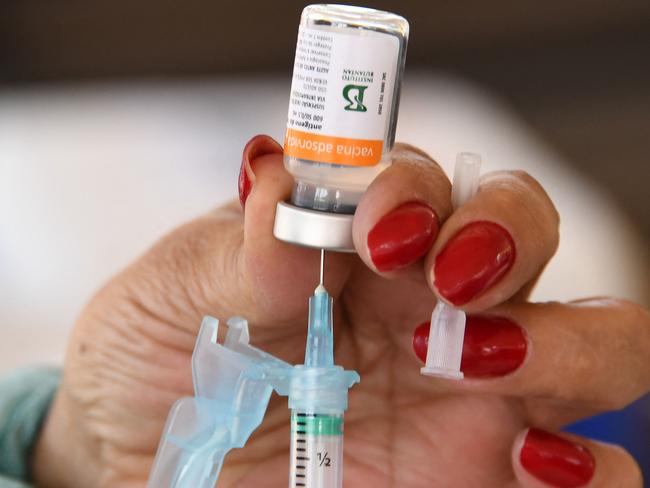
[274,4,409,251]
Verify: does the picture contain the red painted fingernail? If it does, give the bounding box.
[461,315,527,377]
[412,315,527,377]
[434,221,515,306]
[238,134,283,209]
[367,202,439,272]
[520,428,596,487]
[412,321,431,363]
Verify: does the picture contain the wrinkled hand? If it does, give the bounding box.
[34,136,648,487]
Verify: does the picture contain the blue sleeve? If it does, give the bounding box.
[0,367,61,486]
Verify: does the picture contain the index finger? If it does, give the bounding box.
[352,143,453,275]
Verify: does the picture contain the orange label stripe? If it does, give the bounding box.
[284,128,383,167]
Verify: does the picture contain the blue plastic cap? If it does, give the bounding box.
[147,316,293,488]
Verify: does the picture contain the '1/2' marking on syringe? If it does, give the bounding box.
[317,452,332,467]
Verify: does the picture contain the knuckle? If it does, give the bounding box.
[390,144,448,181]
[510,169,542,192]
[599,297,650,340]
[392,142,435,163]
[482,170,560,251]
[512,170,560,230]
[609,297,649,321]
[379,146,453,218]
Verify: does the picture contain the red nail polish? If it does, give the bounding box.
[520,428,595,487]
[412,316,527,378]
[461,315,527,377]
[434,221,515,306]
[367,202,438,272]
[238,134,283,209]
[412,321,430,363]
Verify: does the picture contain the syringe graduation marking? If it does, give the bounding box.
[293,422,308,487]
[292,412,331,487]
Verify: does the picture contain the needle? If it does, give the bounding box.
[319,249,325,287]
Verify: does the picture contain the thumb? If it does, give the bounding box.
[239,134,355,324]
[131,135,354,333]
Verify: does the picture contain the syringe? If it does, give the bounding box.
[146,253,358,488]
[288,250,359,488]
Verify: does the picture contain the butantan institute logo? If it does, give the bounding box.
[342,84,368,112]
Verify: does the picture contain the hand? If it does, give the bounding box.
[34,135,648,487]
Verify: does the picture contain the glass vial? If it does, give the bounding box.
[284,4,409,214]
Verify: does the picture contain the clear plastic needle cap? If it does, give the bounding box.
[421,152,481,380]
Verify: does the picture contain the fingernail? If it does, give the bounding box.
[238,134,283,209]
[367,202,439,272]
[433,221,515,306]
[461,315,527,377]
[412,321,431,363]
[520,428,596,487]
[412,315,527,378]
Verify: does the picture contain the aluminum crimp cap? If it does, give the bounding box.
[273,201,355,252]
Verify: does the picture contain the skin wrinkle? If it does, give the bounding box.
[344,451,390,486]
[209,223,248,318]
[165,229,206,303]
[339,283,391,374]
[142,219,227,326]
[120,272,193,337]
[64,284,199,484]
[117,297,195,355]
[83,300,193,396]
[103,439,158,462]
[338,287,393,487]
[484,172,559,254]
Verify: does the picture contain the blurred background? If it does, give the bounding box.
[1,0,649,479]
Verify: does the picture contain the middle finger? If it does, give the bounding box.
[413,298,650,425]
[426,170,560,312]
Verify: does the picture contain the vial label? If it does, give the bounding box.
[285,26,400,167]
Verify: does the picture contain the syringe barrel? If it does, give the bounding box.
[289,410,345,488]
